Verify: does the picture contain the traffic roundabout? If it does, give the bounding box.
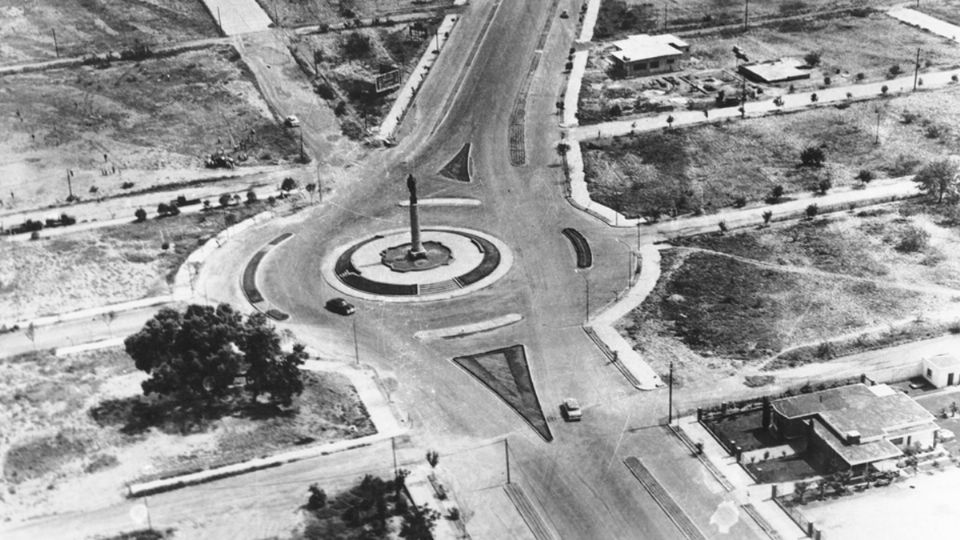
[321,226,513,302]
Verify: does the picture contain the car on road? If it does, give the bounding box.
[325,298,356,316]
[561,398,582,421]
[284,115,301,127]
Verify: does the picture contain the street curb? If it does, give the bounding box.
[4,295,174,331]
[414,313,522,340]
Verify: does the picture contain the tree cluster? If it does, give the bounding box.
[913,158,960,204]
[124,304,305,407]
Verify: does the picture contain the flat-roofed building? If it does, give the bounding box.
[923,353,960,388]
[769,383,938,474]
[608,34,689,77]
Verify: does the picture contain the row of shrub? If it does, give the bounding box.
[2,213,77,237]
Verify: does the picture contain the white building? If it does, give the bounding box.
[608,34,689,77]
[923,353,960,388]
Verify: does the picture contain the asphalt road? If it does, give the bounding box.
[1,2,763,539]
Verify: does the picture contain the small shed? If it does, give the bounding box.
[923,353,960,388]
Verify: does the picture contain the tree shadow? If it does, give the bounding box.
[89,394,293,436]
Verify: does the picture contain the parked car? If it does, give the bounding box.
[325,298,356,316]
[284,115,301,127]
[561,398,582,421]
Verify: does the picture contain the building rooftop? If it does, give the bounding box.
[609,34,688,63]
[811,419,902,467]
[927,353,960,370]
[772,383,936,440]
[739,58,810,83]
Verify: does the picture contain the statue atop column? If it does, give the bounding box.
[406,174,425,259]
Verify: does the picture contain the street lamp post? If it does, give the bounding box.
[352,317,359,365]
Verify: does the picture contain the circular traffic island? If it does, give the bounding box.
[323,227,512,302]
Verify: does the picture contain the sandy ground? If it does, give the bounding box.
[0,45,297,213]
[803,466,960,540]
[0,0,218,64]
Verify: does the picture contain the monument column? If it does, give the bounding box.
[407,174,425,258]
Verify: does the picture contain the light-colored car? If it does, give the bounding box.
[284,115,301,127]
[561,398,582,421]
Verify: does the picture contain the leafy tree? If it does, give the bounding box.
[718,221,728,234]
[857,169,875,184]
[666,115,675,129]
[800,146,825,167]
[246,190,258,204]
[771,185,785,201]
[913,158,960,203]
[762,210,773,225]
[219,194,232,208]
[803,51,821,67]
[400,504,440,540]
[134,207,147,222]
[124,304,305,406]
[306,484,327,511]
[881,85,889,95]
[281,177,298,193]
[817,177,832,195]
[805,203,819,219]
[426,450,439,468]
[342,31,372,59]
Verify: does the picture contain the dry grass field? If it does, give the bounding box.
[619,203,960,383]
[594,0,878,38]
[689,12,960,87]
[1,347,373,521]
[0,45,298,211]
[0,0,217,64]
[917,0,960,26]
[584,85,960,217]
[0,200,274,320]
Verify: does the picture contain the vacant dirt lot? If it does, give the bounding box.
[0,45,299,211]
[584,86,960,216]
[621,204,960,381]
[689,12,960,88]
[262,0,453,27]
[1,347,373,522]
[0,0,217,64]
[593,0,874,39]
[0,200,275,320]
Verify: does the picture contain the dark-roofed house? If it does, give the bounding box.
[768,383,937,474]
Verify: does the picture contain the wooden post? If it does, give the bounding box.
[913,48,921,91]
[505,438,511,484]
[52,29,59,58]
[668,361,674,424]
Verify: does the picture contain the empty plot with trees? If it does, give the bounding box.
[583,86,960,217]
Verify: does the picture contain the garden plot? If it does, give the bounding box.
[0,347,373,523]
[0,0,217,64]
[260,0,454,27]
[583,85,960,217]
[0,45,298,212]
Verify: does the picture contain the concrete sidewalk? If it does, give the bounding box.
[677,416,807,540]
[586,243,664,390]
[889,7,960,41]
[199,0,272,35]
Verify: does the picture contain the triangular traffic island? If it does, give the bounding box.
[453,345,552,442]
[438,143,472,183]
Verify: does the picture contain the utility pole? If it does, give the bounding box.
[663,1,668,31]
[875,107,881,144]
[145,496,153,531]
[52,29,59,58]
[353,317,360,365]
[636,221,641,250]
[913,47,921,91]
[316,162,323,203]
[667,361,674,424]
[504,438,511,485]
[391,436,398,477]
[66,170,73,199]
[299,126,305,161]
[743,0,749,32]
[582,272,590,323]
[217,7,223,34]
